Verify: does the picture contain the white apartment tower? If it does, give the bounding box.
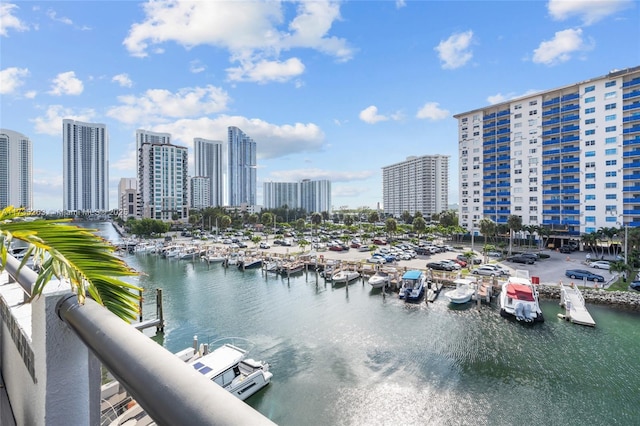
[136,129,188,221]
[382,155,449,217]
[190,176,210,209]
[228,127,256,206]
[118,178,139,220]
[300,179,331,213]
[263,179,332,213]
[455,66,640,237]
[0,129,32,210]
[62,119,108,212]
[194,138,224,207]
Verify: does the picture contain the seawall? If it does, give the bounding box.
[538,285,640,311]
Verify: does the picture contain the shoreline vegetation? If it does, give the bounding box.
[108,221,640,311]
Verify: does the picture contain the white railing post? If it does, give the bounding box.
[32,283,100,425]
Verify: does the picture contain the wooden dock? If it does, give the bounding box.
[559,282,596,327]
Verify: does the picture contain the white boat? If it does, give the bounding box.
[332,270,360,284]
[106,341,272,425]
[398,270,426,300]
[444,278,476,304]
[368,269,392,289]
[203,252,225,263]
[499,269,544,323]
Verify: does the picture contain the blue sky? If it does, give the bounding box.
[1,0,638,212]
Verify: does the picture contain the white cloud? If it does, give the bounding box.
[24,90,37,99]
[106,85,231,125]
[189,60,206,74]
[396,0,407,9]
[112,73,133,88]
[434,30,474,70]
[46,9,72,25]
[547,0,633,25]
[48,71,84,96]
[267,168,374,183]
[227,57,305,83]
[150,115,325,160]
[532,28,591,65]
[487,89,540,105]
[0,67,29,94]
[0,3,29,36]
[123,0,352,82]
[416,102,449,120]
[359,105,388,124]
[31,105,96,135]
[332,185,372,198]
[487,93,507,105]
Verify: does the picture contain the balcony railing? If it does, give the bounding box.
[0,255,275,426]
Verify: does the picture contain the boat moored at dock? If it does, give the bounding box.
[500,270,544,323]
[398,270,426,301]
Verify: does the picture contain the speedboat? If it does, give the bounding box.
[444,278,476,304]
[332,270,360,284]
[105,340,272,425]
[368,269,392,289]
[398,270,426,300]
[499,269,544,323]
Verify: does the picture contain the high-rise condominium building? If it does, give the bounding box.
[0,129,32,210]
[194,138,224,207]
[118,178,139,220]
[382,155,449,217]
[228,127,256,206]
[455,66,640,237]
[263,179,332,213]
[136,129,188,221]
[62,119,108,212]
[190,176,210,209]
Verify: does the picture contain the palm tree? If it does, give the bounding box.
[311,212,322,239]
[412,216,426,243]
[385,217,397,241]
[0,206,141,321]
[507,214,522,256]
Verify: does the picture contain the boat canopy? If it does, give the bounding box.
[506,283,534,301]
[402,270,422,280]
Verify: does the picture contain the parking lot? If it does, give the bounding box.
[261,241,617,288]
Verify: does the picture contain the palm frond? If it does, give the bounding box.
[0,207,141,322]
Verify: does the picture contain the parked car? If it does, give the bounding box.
[559,246,573,253]
[588,260,611,270]
[367,256,386,265]
[520,252,540,261]
[565,269,605,282]
[373,238,387,245]
[505,254,536,265]
[451,258,467,268]
[259,242,270,249]
[457,253,481,264]
[630,281,640,292]
[472,264,509,277]
[426,261,457,271]
[441,260,461,270]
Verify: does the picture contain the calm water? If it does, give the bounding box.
[96,223,640,425]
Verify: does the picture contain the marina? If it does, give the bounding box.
[98,225,640,425]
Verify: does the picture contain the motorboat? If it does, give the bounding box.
[398,270,426,301]
[368,269,392,289]
[239,257,262,269]
[499,269,544,323]
[279,260,305,276]
[444,278,476,304]
[106,340,272,425]
[332,270,360,284]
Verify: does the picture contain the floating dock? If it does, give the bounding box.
[558,282,596,327]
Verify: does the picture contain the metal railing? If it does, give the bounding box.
[3,255,276,426]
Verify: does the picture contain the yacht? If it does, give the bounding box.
[499,270,544,323]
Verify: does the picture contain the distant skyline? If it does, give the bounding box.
[1,0,638,211]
